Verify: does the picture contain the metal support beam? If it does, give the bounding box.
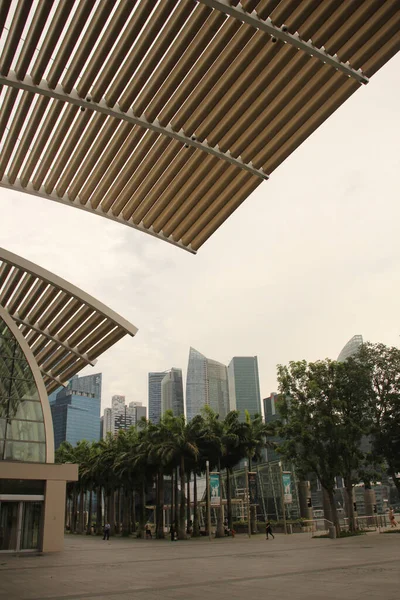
[0,71,270,181]
[198,0,369,84]
[39,369,68,390]
[12,314,97,367]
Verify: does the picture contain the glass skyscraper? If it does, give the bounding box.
[228,356,261,421]
[148,372,167,424]
[186,347,229,420]
[50,373,102,449]
[337,335,363,362]
[161,368,184,417]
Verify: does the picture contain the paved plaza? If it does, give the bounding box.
[0,532,399,600]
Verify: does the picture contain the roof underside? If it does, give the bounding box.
[0,0,399,253]
[0,247,138,394]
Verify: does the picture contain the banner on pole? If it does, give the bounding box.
[248,472,259,505]
[210,473,220,505]
[282,472,292,504]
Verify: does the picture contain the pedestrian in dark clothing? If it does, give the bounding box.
[170,524,175,541]
[103,523,110,540]
[266,521,274,540]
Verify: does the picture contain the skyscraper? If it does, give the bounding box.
[102,397,146,438]
[161,368,184,417]
[263,393,281,462]
[148,372,167,424]
[186,347,229,420]
[50,373,102,449]
[337,335,363,362]
[228,356,261,420]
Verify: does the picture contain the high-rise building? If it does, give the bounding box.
[263,393,281,462]
[148,372,167,424]
[102,397,146,438]
[161,368,184,417]
[228,356,261,420]
[50,373,102,449]
[337,335,363,361]
[186,347,229,420]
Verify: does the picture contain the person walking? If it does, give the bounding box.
[170,523,175,541]
[103,522,110,541]
[266,520,274,540]
[389,507,398,528]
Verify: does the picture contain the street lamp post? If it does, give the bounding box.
[244,460,251,538]
[279,462,288,535]
[206,460,212,541]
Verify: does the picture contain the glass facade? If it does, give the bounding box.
[186,348,208,421]
[228,356,261,421]
[148,372,167,424]
[186,347,229,420]
[51,388,101,449]
[0,317,46,463]
[161,368,184,417]
[337,335,363,362]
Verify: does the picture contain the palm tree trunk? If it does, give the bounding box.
[122,489,130,536]
[193,471,200,536]
[138,480,146,538]
[72,488,78,533]
[64,493,69,531]
[96,487,103,535]
[186,472,191,534]
[131,491,136,533]
[108,489,115,536]
[115,488,121,534]
[174,467,179,532]
[157,472,165,539]
[226,467,233,530]
[78,490,85,534]
[179,456,186,539]
[170,471,174,532]
[86,489,93,534]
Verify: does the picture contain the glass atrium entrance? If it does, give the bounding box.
[0,499,43,552]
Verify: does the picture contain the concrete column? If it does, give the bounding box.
[298,480,313,521]
[42,480,67,552]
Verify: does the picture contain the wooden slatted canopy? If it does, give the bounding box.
[0,247,138,394]
[0,0,399,253]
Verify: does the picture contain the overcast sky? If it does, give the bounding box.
[2,54,399,414]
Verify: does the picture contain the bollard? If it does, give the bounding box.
[328,525,336,539]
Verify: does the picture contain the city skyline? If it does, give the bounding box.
[4,56,398,414]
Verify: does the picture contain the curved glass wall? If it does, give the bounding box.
[0,317,46,462]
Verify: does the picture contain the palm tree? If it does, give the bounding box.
[157,412,200,539]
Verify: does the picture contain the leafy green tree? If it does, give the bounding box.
[357,342,400,500]
[277,360,346,535]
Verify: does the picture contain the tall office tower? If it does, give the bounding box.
[228,356,261,420]
[50,373,102,449]
[161,368,184,417]
[148,372,167,424]
[130,401,147,423]
[263,393,281,462]
[186,347,229,421]
[337,335,363,361]
[102,397,141,438]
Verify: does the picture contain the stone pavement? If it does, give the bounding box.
[0,532,399,600]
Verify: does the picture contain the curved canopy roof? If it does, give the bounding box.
[0,0,399,253]
[0,248,138,394]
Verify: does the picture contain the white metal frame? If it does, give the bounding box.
[198,0,369,84]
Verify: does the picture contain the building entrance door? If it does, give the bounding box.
[0,500,42,552]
